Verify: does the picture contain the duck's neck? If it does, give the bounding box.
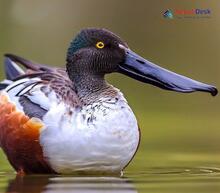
[72,73,118,104]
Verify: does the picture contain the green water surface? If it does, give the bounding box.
[1,151,220,193]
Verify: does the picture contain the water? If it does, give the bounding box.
[1,153,220,193]
[1,167,220,193]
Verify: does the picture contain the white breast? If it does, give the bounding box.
[40,93,139,174]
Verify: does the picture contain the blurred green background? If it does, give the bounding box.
[0,0,219,173]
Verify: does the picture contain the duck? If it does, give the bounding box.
[0,28,217,175]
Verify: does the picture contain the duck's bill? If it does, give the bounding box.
[119,48,218,96]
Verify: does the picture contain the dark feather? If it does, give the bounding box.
[4,57,24,80]
[0,83,9,90]
[4,54,52,72]
[19,96,47,119]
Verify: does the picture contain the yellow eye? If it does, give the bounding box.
[96,41,105,49]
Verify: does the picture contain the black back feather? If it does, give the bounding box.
[4,57,24,80]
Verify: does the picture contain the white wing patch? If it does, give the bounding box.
[25,84,58,110]
[5,78,32,111]
[4,77,59,113]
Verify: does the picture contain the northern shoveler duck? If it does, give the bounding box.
[0,28,217,175]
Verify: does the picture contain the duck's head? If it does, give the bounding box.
[66,28,217,96]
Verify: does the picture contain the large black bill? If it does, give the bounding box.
[119,49,217,96]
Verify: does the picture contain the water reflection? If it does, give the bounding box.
[3,166,220,193]
[6,175,137,193]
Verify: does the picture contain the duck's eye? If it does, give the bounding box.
[96,41,105,49]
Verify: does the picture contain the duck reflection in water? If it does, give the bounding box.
[6,175,138,193]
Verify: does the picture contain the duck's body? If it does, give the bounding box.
[0,28,217,175]
[0,65,139,175]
